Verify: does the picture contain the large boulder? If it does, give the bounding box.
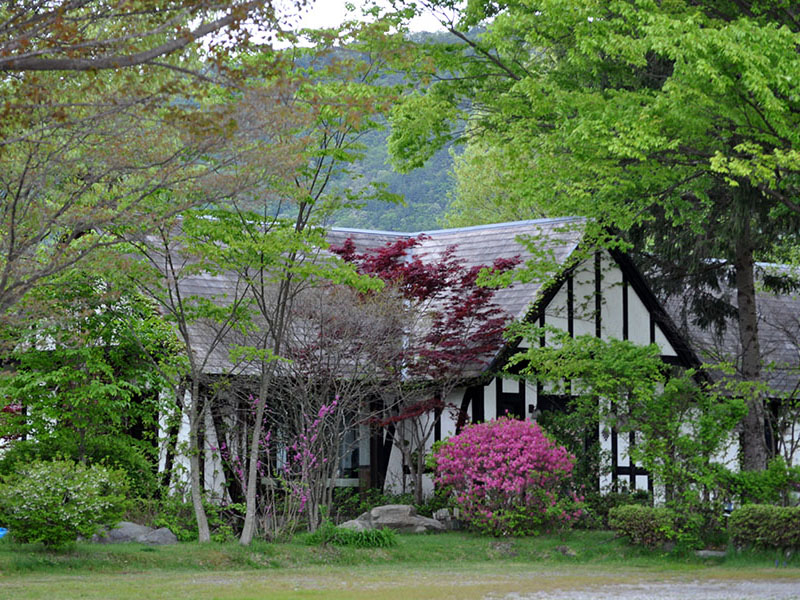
[94,521,178,545]
[340,504,445,534]
[139,527,179,545]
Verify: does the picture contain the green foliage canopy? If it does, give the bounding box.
[389,0,800,470]
[391,0,800,230]
[509,327,747,506]
[0,271,182,496]
[0,1,305,320]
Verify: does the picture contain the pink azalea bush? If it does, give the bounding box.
[434,417,583,536]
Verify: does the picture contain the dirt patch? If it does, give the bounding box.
[494,579,800,599]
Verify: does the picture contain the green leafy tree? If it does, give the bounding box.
[445,141,549,227]
[124,63,323,542]
[228,28,411,545]
[387,0,800,470]
[0,2,302,73]
[0,1,306,323]
[221,136,384,546]
[0,270,180,497]
[129,31,400,544]
[129,209,261,543]
[509,327,747,509]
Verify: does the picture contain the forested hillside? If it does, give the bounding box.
[329,125,453,232]
[326,30,462,232]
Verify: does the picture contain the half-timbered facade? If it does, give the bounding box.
[159,217,712,498]
[324,217,702,495]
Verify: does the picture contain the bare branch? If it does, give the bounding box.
[0,1,273,72]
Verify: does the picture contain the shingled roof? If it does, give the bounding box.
[327,216,585,322]
[178,217,586,375]
[665,266,800,397]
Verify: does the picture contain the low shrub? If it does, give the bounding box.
[608,505,678,549]
[434,417,583,536]
[728,504,800,550]
[671,508,707,550]
[0,436,158,498]
[583,488,651,529]
[0,460,128,547]
[304,520,397,548]
[716,458,800,506]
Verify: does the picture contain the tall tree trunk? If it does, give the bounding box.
[734,214,769,471]
[188,381,211,542]
[239,392,266,545]
[240,247,300,545]
[240,307,287,545]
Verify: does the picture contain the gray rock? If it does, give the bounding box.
[369,504,445,533]
[139,527,178,545]
[95,521,151,543]
[695,549,727,558]
[339,504,445,534]
[339,518,370,531]
[94,521,178,545]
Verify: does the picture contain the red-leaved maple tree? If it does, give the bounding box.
[331,235,518,500]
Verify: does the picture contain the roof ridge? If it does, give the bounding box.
[329,216,585,238]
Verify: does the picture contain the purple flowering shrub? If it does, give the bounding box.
[212,396,341,537]
[434,417,583,536]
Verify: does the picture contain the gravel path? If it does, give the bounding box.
[495,579,800,599]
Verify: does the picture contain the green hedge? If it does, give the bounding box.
[716,458,800,506]
[608,505,677,549]
[728,505,800,550]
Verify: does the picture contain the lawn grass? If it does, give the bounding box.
[1,531,798,599]
[0,530,663,573]
[2,529,798,574]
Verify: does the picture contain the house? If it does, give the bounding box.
[165,216,800,502]
[7,216,794,504]
[325,217,703,495]
[164,216,710,499]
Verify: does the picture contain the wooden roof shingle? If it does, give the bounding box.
[179,217,586,375]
